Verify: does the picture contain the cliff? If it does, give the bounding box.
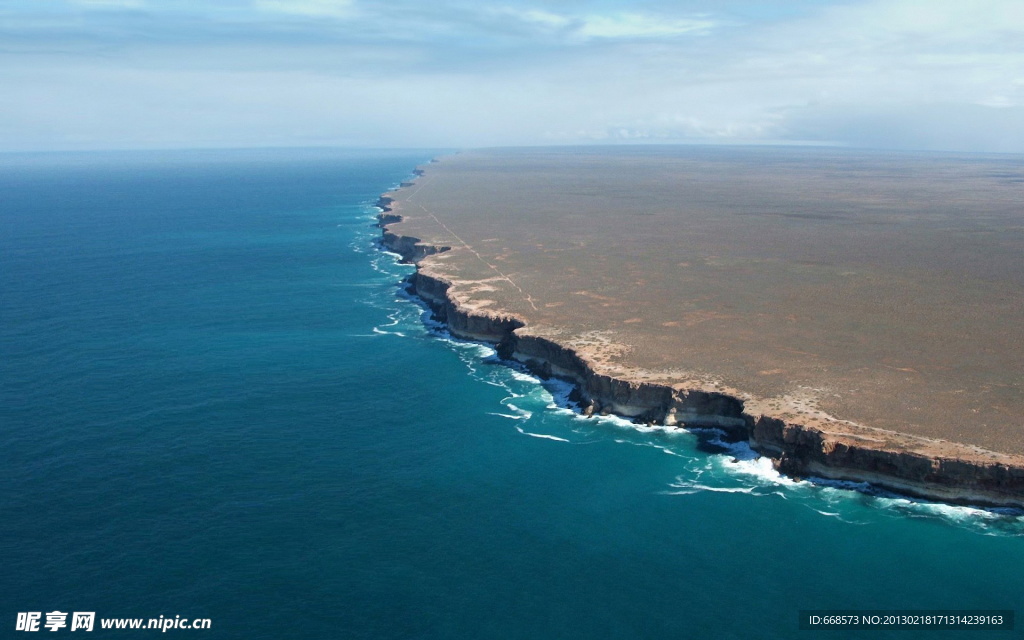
[752,416,1024,507]
[376,177,1024,510]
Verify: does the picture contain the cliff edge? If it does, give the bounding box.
[376,162,1024,510]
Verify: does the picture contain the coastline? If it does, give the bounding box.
[375,168,1024,510]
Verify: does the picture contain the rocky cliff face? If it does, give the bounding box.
[408,271,524,342]
[377,183,1024,510]
[376,195,449,264]
[752,416,1024,507]
[380,232,449,264]
[511,333,745,428]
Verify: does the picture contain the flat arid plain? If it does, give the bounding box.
[384,146,1024,483]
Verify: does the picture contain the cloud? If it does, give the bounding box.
[2,0,1024,152]
[496,7,718,41]
[504,8,570,30]
[576,13,716,39]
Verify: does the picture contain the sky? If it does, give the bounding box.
[2,0,1024,152]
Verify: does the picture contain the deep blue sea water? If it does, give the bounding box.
[2,148,1023,639]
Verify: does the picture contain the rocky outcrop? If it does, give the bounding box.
[752,416,1024,508]
[380,232,449,264]
[407,271,524,342]
[376,195,449,263]
[375,198,403,228]
[376,174,1024,510]
[377,212,402,226]
[510,333,745,428]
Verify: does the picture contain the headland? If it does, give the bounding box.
[378,146,1024,508]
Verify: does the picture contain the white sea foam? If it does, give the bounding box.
[664,473,758,495]
[377,311,402,328]
[515,426,570,442]
[632,423,685,437]
[685,429,804,488]
[589,413,641,430]
[806,476,874,494]
[700,431,757,460]
[503,403,532,419]
[470,344,496,358]
[724,455,800,486]
[810,509,844,519]
[488,412,527,420]
[542,378,576,403]
[792,475,1024,532]
[663,485,756,496]
[370,251,406,273]
[878,496,1003,521]
[533,389,555,406]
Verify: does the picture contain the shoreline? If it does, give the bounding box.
[375,171,1024,510]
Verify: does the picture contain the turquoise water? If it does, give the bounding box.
[1,148,1021,639]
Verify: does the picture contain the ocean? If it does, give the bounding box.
[1,147,1021,639]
